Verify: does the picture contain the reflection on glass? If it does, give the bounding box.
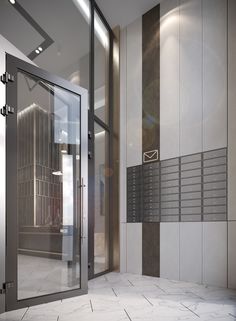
[17,71,81,300]
[94,123,109,274]
[94,11,110,124]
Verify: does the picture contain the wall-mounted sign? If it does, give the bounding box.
[143,150,159,163]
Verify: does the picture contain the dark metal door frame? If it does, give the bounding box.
[88,0,115,280]
[5,54,88,312]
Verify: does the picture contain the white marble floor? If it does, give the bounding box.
[1,272,236,321]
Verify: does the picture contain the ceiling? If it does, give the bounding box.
[96,0,161,28]
[0,0,161,86]
[0,0,91,83]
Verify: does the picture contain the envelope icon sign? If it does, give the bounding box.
[143,150,159,163]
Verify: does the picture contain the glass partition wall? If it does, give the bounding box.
[93,9,111,275]
[0,0,113,281]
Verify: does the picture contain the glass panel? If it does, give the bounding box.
[94,123,110,274]
[94,12,110,124]
[0,0,90,90]
[17,71,81,300]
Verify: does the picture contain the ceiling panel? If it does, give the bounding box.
[95,0,162,28]
[0,0,44,56]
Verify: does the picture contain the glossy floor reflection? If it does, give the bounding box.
[18,255,80,300]
[1,272,236,320]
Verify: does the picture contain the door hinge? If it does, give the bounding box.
[0,282,14,294]
[1,72,15,84]
[1,105,15,117]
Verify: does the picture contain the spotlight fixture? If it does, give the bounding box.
[35,49,39,54]
[9,0,16,4]
[38,47,43,52]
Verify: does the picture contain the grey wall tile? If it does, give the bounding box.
[181,161,201,171]
[161,215,179,222]
[181,191,201,200]
[204,157,226,167]
[181,215,202,222]
[203,214,227,221]
[181,169,201,178]
[181,153,201,163]
[203,197,226,206]
[161,208,180,215]
[161,158,179,167]
[203,148,227,159]
[181,199,201,207]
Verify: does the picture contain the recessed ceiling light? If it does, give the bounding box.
[38,47,43,52]
[9,0,16,4]
[35,49,39,54]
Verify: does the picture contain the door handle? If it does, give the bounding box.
[80,178,86,242]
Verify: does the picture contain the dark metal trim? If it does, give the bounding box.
[6,54,87,95]
[88,0,95,280]
[5,53,88,311]
[94,115,110,132]
[94,1,114,35]
[88,0,115,279]
[10,1,54,60]
[108,30,114,273]
[93,269,110,278]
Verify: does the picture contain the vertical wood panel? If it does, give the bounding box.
[228,221,236,289]
[203,0,227,151]
[112,26,120,271]
[180,0,203,156]
[142,223,160,277]
[120,28,127,224]
[228,0,236,221]
[142,5,160,155]
[160,0,180,160]
[180,222,202,283]
[203,222,227,288]
[228,0,236,288]
[160,222,180,280]
[127,18,142,167]
[120,223,127,273]
[127,223,142,274]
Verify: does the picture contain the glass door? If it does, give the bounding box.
[5,54,88,311]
